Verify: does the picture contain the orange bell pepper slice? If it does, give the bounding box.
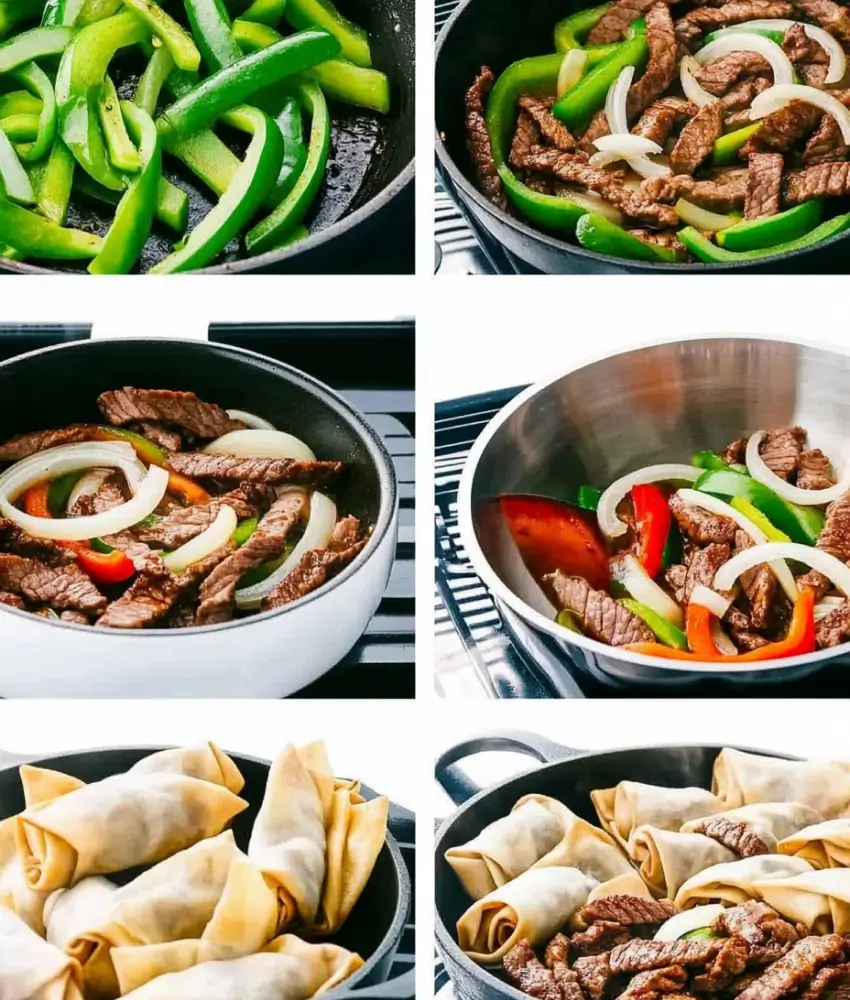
[685,602,721,658]
[22,482,51,519]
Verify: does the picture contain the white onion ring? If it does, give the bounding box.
[713,19,846,84]
[696,32,795,86]
[203,428,316,462]
[677,489,798,601]
[689,585,732,619]
[745,431,850,505]
[558,187,625,224]
[655,905,727,941]
[815,596,846,621]
[714,541,850,597]
[66,469,112,515]
[226,408,275,430]
[710,619,739,655]
[589,149,671,179]
[594,134,663,156]
[598,465,703,538]
[751,84,850,142]
[558,48,588,96]
[163,505,237,574]
[234,490,335,609]
[613,553,684,627]
[674,198,740,231]
[680,55,717,108]
[605,64,634,134]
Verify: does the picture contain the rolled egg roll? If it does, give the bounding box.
[591,781,722,849]
[45,877,117,953]
[681,802,821,853]
[587,871,654,904]
[753,868,850,933]
[0,900,85,1000]
[128,743,245,794]
[778,819,850,869]
[712,749,850,815]
[674,854,815,909]
[629,826,736,899]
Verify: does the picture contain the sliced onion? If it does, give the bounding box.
[226,408,275,430]
[234,491,335,610]
[680,55,717,108]
[605,65,634,134]
[714,19,845,84]
[715,542,850,598]
[163,505,238,574]
[594,134,664,156]
[675,198,740,231]
[557,187,625,224]
[613,553,684,627]
[0,442,145,498]
[66,469,112,514]
[558,48,588,96]
[598,465,703,538]
[710,619,739,655]
[676,489,798,601]
[751,84,850,142]
[745,431,850,505]
[589,149,671,179]
[690,585,732,619]
[815,596,846,621]
[696,33,794,87]
[655,904,726,941]
[203,429,316,462]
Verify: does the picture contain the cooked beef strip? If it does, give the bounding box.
[166,453,343,485]
[504,940,563,1000]
[742,564,777,632]
[642,169,747,211]
[689,817,770,858]
[464,66,507,210]
[97,388,243,440]
[670,101,724,175]
[696,52,771,97]
[632,97,697,145]
[579,110,612,155]
[691,939,750,992]
[588,0,672,44]
[100,531,164,575]
[519,95,576,151]
[261,516,368,611]
[519,149,679,227]
[163,603,198,629]
[0,424,98,463]
[717,900,806,963]
[803,114,848,166]
[742,102,823,157]
[815,496,850,562]
[745,153,784,220]
[681,543,732,605]
[128,420,182,453]
[675,0,794,47]
[816,601,850,648]
[137,483,274,549]
[782,22,829,63]
[798,449,835,490]
[572,923,634,959]
[579,898,677,927]
[785,161,850,202]
[669,494,736,545]
[666,563,688,604]
[792,0,850,46]
[0,591,24,610]
[627,4,678,119]
[0,554,106,613]
[624,229,689,259]
[68,481,125,518]
[545,571,654,645]
[723,438,748,465]
[511,110,542,168]
[798,62,829,86]
[798,965,850,1000]
[546,935,588,1000]
[619,968,689,1000]
[590,939,746,981]
[60,609,90,626]
[760,426,806,480]
[736,937,846,1000]
[734,629,773,650]
[195,491,307,626]
[0,519,74,565]
[524,174,558,194]
[575,954,615,1000]
[797,569,832,601]
[722,77,771,125]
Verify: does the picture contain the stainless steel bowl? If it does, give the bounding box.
[457,336,850,687]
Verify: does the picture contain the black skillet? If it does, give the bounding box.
[1,0,415,275]
[434,730,799,1000]
[435,0,850,274]
[0,745,413,996]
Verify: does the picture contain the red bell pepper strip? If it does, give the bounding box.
[631,484,670,580]
[685,602,721,658]
[627,588,816,662]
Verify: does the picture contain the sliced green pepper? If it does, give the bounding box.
[2,113,39,143]
[693,449,734,472]
[12,63,57,163]
[577,485,602,511]
[703,26,785,45]
[556,608,582,633]
[232,517,258,546]
[38,134,75,224]
[284,0,370,68]
[0,91,41,120]
[1,2,34,40]
[121,0,200,71]
[713,125,761,167]
[682,928,721,941]
[661,522,682,570]
[554,4,621,65]
[90,537,115,553]
[0,195,102,257]
[0,126,35,205]
[695,468,824,545]
[136,44,174,116]
[679,214,850,263]
[238,545,292,587]
[266,93,307,206]
[183,0,241,72]
[730,497,791,543]
[0,25,75,74]
[245,78,327,254]
[576,212,684,263]
[75,170,188,232]
[620,598,688,649]
[241,0,287,26]
[98,74,140,172]
[47,470,82,516]
[89,101,160,274]
[151,103,284,272]
[717,200,824,252]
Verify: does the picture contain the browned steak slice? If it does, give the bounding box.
[696,52,770,97]
[619,967,688,1000]
[60,609,90,626]
[575,954,614,1000]
[0,519,74,565]
[626,3,677,119]
[588,0,670,44]
[100,531,164,575]
[166,453,343,485]
[518,95,575,151]
[713,902,803,961]
[798,449,834,491]
[745,153,783,219]
[796,569,832,601]
[816,601,850,648]
[782,22,829,63]
[137,483,274,549]
[0,591,24,610]
[632,97,697,145]
[545,571,654,646]
[0,554,106,613]
[742,102,822,157]
[792,0,850,45]
[504,939,563,1000]
[642,169,747,211]
[798,965,850,1000]
[546,934,588,1000]
[128,420,183,453]
[670,101,724,175]
[579,110,612,155]
[579,897,677,927]
[803,115,847,166]
[97,388,243,439]
[68,482,125,518]
[510,110,542,169]
[669,494,736,545]
[723,439,748,465]
[609,938,739,975]
[572,922,634,959]
[722,77,771,126]
[759,426,805,480]
[736,937,846,1000]
[0,424,98,463]
[785,161,850,202]
[675,0,793,46]
[666,563,688,604]
[816,496,850,561]
[691,939,750,992]
[682,543,731,605]
[734,629,773,651]
[742,564,776,632]
[623,229,689,261]
[464,66,507,211]
[689,817,769,858]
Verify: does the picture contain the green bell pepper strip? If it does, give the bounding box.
[576,485,602,511]
[76,0,124,25]
[156,29,340,139]
[47,470,83,516]
[55,10,150,190]
[693,449,732,472]
[554,22,648,133]
[2,114,40,143]
[0,194,102,257]
[245,78,326,254]
[682,928,721,942]
[265,93,307,206]
[120,0,200,71]
[620,597,688,649]
[273,222,308,246]
[678,214,850,263]
[576,212,683,263]
[712,123,760,166]
[38,134,75,223]
[554,4,621,65]
[694,468,824,545]
[12,63,57,163]
[556,608,582,633]
[716,200,824,251]
[241,0,287,26]
[150,103,284,272]
[232,517,258,546]
[730,497,791,544]
[0,92,41,120]
[89,100,160,273]
[0,25,75,73]
[0,127,35,205]
[135,43,173,115]
[284,0,369,67]
[661,522,682,570]
[51,0,121,27]
[74,168,188,230]
[0,244,25,260]
[98,73,140,171]
[1,2,33,39]
[183,0,241,71]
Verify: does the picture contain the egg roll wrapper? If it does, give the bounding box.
[0,900,85,1000]
[127,743,244,794]
[588,871,653,902]
[674,853,816,909]
[681,802,821,852]
[778,818,850,869]
[591,781,723,849]
[754,868,850,932]
[630,826,736,899]
[45,877,118,953]
[712,749,850,815]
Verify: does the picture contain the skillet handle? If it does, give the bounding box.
[435,730,583,807]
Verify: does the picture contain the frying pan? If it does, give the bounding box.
[0,335,398,697]
[435,0,850,275]
[1,0,415,275]
[0,743,413,997]
[458,335,850,687]
[434,730,797,1000]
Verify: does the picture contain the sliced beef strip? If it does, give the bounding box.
[0,424,99,463]
[546,934,588,1000]
[195,491,307,626]
[163,603,198,629]
[504,939,563,1000]
[798,965,850,1000]
[666,563,688,604]
[642,169,747,211]
[626,3,678,119]
[675,0,794,47]
[798,449,835,490]
[791,0,850,46]
[623,229,689,260]
[742,102,823,157]
[722,76,771,125]
[696,52,771,97]
[166,453,343,486]
[519,149,680,227]
[689,816,770,858]
[714,903,802,962]
[464,66,507,210]
[632,97,697,145]
[100,530,164,575]
[606,938,746,977]
[572,922,634,959]
[782,22,829,63]
[760,426,806,480]
[97,388,243,440]
[803,114,848,166]
[798,62,829,86]
[669,493,736,545]
[736,936,847,1000]
[815,495,850,562]
[745,153,784,220]
[579,898,676,927]
[734,629,773,650]
[511,110,542,169]
[0,591,25,610]
[68,481,125,518]
[785,161,850,202]
[681,543,731,605]
[575,954,615,1000]
[137,483,274,549]
[60,610,90,626]
[588,0,672,45]
[619,967,689,1000]
[742,564,777,632]
[0,519,74,565]
[0,554,106,614]
[261,516,369,611]
[128,420,182,453]
[545,571,654,646]
[797,569,832,601]
[815,600,850,648]
[723,438,748,465]
[691,939,750,992]
[670,101,725,175]
[519,95,576,151]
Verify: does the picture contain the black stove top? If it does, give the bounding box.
[0,323,415,701]
[435,386,850,698]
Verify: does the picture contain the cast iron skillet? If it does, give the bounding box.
[435,0,850,275]
[0,336,396,635]
[434,730,799,1000]
[1,0,415,275]
[0,744,412,996]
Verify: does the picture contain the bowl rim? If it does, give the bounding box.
[0,336,398,638]
[457,332,850,677]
